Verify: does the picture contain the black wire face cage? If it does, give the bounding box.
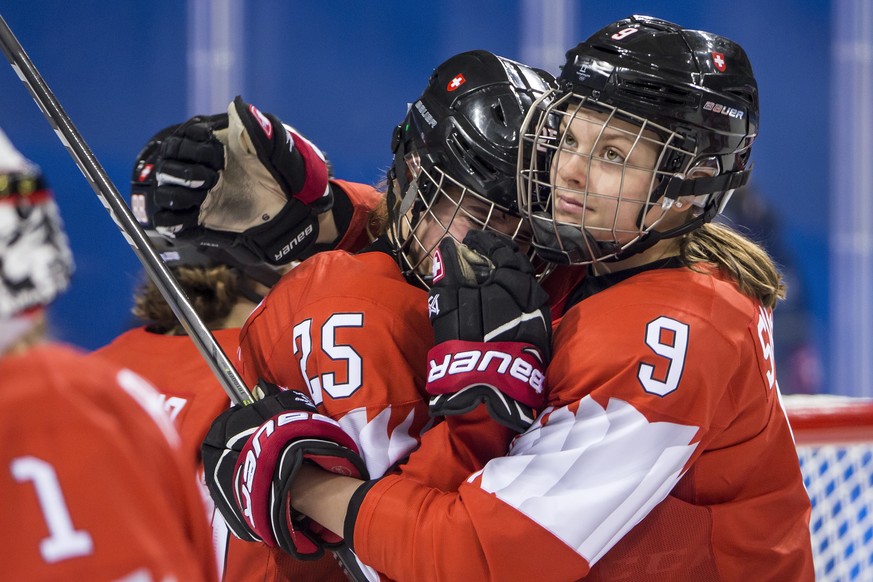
[518,90,707,266]
[390,151,530,289]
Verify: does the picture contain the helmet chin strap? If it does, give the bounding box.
[399,180,420,216]
[531,212,619,264]
[602,168,739,264]
[606,187,731,264]
[531,202,703,267]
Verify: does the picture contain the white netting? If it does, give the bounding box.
[798,444,873,580]
[788,394,873,581]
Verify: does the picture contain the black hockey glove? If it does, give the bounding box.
[152,113,227,232]
[201,381,368,560]
[426,230,552,432]
[153,96,333,266]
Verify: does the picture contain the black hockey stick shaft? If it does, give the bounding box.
[0,15,371,581]
[0,14,253,408]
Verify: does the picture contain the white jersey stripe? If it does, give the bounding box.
[338,406,422,478]
[479,396,698,565]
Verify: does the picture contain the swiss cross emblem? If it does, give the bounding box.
[248,104,273,139]
[712,52,726,72]
[447,74,466,92]
[137,162,153,183]
[432,248,445,281]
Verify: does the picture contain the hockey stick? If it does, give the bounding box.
[0,14,253,407]
[0,15,371,582]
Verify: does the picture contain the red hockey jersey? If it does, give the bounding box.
[240,237,537,579]
[351,263,814,581]
[239,249,435,478]
[0,343,217,581]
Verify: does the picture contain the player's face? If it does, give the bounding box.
[409,188,529,276]
[550,106,663,244]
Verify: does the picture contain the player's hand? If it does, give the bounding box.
[152,96,333,265]
[426,230,551,431]
[202,380,299,543]
[201,382,368,560]
[150,113,227,233]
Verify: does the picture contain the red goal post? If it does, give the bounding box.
[785,394,873,581]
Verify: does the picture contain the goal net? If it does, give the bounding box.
[786,394,873,581]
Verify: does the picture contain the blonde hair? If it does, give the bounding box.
[132,265,240,334]
[365,176,391,240]
[680,221,786,309]
[367,196,390,240]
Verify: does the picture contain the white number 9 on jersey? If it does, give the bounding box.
[638,316,689,397]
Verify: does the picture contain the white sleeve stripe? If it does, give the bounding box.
[479,397,698,565]
[337,406,422,479]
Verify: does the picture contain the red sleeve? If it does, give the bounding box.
[349,267,812,582]
[355,474,723,582]
[0,345,217,581]
[394,408,516,491]
[353,473,588,581]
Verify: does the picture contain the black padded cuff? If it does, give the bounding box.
[329,181,354,239]
[344,479,382,552]
[241,199,320,265]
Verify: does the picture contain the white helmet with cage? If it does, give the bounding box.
[0,127,74,349]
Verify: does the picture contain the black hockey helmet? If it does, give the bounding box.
[387,49,556,286]
[519,15,759,265]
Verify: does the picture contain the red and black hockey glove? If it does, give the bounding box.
[229,95,332,211]
[427,230,552,432]
[201,381,368,559]
[202,380,294,542]
[152,96,332,266]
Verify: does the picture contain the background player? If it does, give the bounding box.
[0,126,217,581]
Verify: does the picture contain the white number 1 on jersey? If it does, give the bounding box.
[11,456,93,563]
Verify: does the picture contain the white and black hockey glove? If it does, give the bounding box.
[153,95,332,266]
[426,230,552,432]
[201,381,368,560]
